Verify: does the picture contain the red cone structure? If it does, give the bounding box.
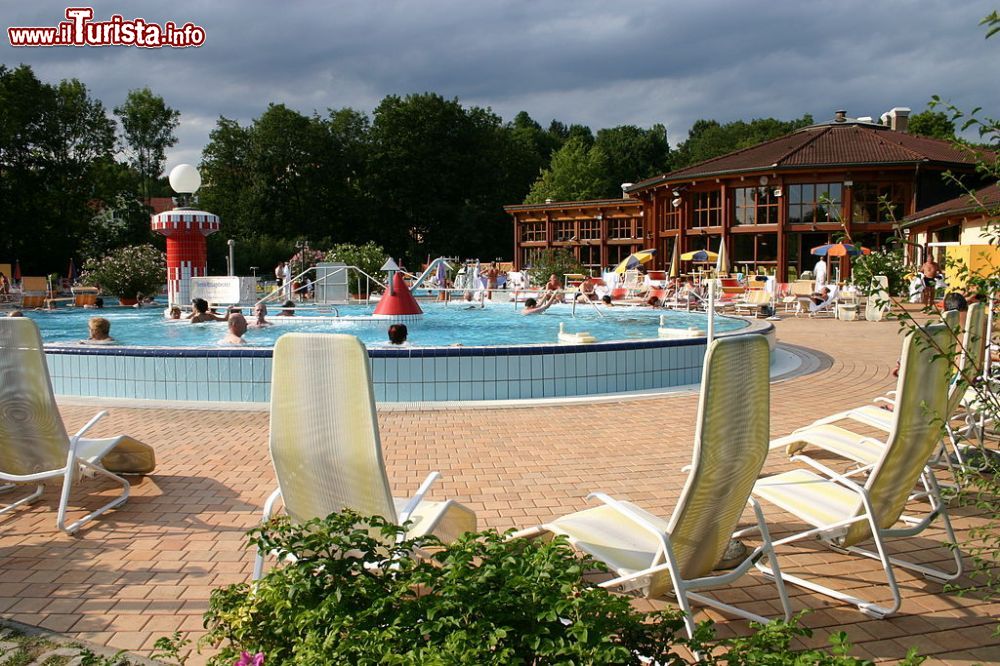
[373,272,423,319]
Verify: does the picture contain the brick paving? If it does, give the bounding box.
[1,316,998,664]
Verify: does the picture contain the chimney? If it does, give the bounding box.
[886,107,911,132]
[834,110,847,122]
[621,182,633,198]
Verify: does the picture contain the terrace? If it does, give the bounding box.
[0,316,997,664]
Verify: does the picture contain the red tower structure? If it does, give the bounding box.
[152,165,220,307]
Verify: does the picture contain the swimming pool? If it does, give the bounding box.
[33,303,767,404]
[27,301,745,347]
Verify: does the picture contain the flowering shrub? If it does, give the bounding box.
[323,241,387,294]
[80,244,166,299]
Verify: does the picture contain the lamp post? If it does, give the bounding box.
[227,239,235,276]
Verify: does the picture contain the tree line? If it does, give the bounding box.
[0,62,959,276]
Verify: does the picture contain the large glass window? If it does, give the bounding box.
[520,222,546,242]
[607,244,634,266]
[692,191,722,228]
[579,218,601,240]
[578,244,601,269]
[734,187,779,225]
[554,221,575,242]
[852,183,907,223]
[608,218,631,239]
[732,233,778,273]
[787,183,842,224]
[658,202,681,231]
[521,247,543,267]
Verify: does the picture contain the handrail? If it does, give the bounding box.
[254,265,387,307]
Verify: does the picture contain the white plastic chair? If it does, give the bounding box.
[753,322,962,619]
[253,333,476,579]
[0,318,149,533]
[513,335,791,638]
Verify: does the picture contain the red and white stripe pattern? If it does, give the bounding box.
[152,209,220,307]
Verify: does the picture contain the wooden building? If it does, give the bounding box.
[507,110,990,281]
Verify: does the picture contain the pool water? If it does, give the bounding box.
[27,302,746,348]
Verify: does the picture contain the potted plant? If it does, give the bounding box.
[80,244,166,305]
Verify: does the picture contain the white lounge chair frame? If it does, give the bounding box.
[776,306,986,481]
[253,333,475,580]
[514,335,791,638]
[0,318,131,534]
[753,323,963,619]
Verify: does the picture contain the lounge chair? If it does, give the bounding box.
[0,318,155,534]
[512,335,791,638]
[734,288,772,318]
[774,306,986,478]
[864,275,890,322]
[752,322,962,619]
[253,333,476,580]
[19,276,49,308]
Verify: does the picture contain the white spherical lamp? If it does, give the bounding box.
[169,164,202,194]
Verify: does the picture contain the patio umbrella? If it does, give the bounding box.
[715,239,730,274]
[680,249,719,263]
[668,241,680,279]
[811,242,871,257]
[13,259,20,282]
[67,258,77,284]
[613,248,656,274]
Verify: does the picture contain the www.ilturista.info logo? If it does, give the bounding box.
[8,7,205,48]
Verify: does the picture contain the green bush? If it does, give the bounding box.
[849,246,911,297]
[80,243,165,299]
[324,241,388,295]
[192,511,918,666]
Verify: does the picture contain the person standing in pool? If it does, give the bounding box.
[252,303,271,327]
[188,298,230,323]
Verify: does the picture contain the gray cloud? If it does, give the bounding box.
[3,0,997,171]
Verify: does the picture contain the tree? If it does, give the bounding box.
[0,65,117,273]
[594,124,671,192]
[672,115,814,168]
[524,137,610,203]
[908,110,956,140]
[114,88,180,200]
[368,93,522,261]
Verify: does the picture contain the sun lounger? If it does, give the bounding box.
[0,318,155,533]
[253,333,476,580]
[753,321,962,618]
[512,335,791,638]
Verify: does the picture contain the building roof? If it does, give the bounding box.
[628,120,989,192]
[903,183,1000,227]
[504,197,641,212]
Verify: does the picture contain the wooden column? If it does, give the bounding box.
[776,186,787,282]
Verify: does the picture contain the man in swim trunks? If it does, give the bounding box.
[920,248,941,307]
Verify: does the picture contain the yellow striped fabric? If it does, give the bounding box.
[0,319,72,476]
[543,334,771,598]
[269,334,396,525]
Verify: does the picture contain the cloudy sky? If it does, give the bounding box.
[3,1,998,169]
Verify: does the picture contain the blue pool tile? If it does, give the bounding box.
[446,381,460,401]
[385,359,398,383]
[470,381,484,401]
[459,356,473,379]
[383,383,397,402]
[495,357,508,380]
[483,382,497,400]
[519,356,532,380]
[529,380,544,399]
[207,382,220,402]
[435,357,449,381]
